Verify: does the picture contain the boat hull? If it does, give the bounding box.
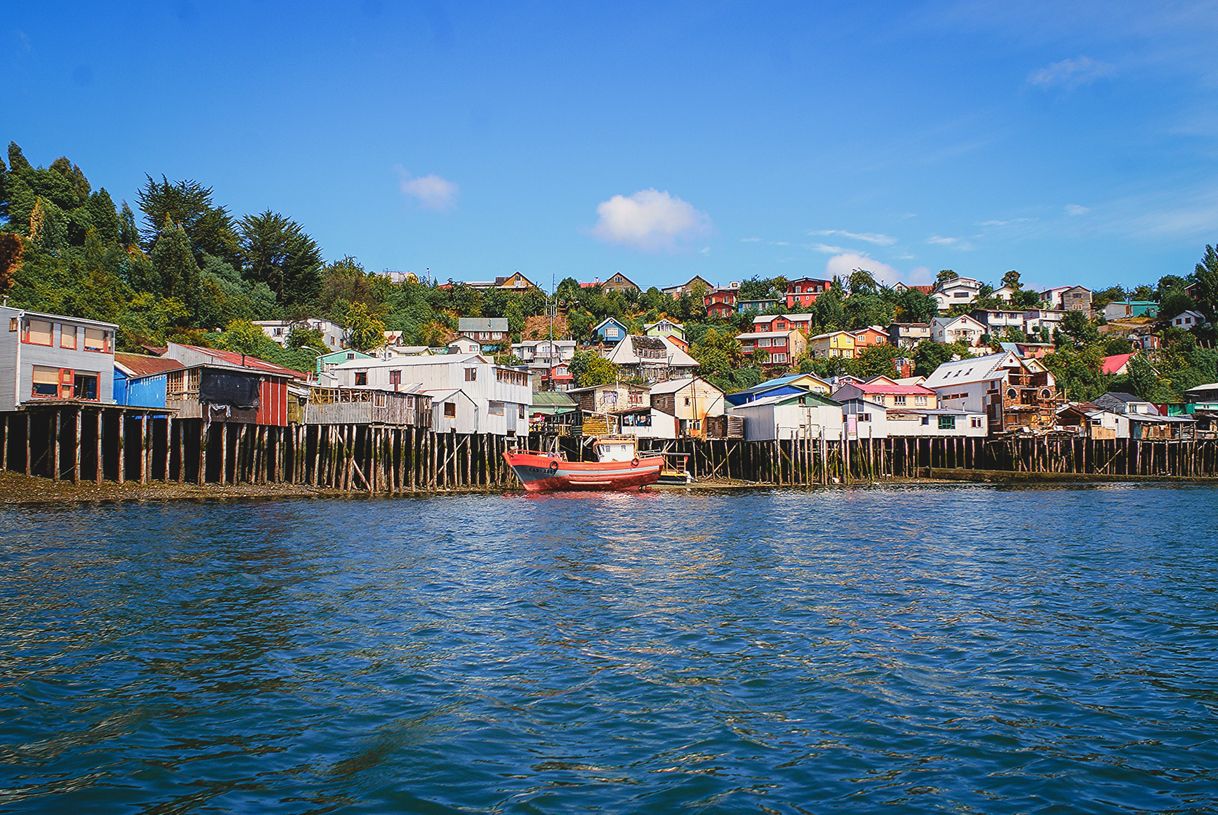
[503,451,664,492]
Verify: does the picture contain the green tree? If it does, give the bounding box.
[150,218,201,316]
[238,210,323,308]
[813,286,846,329]
[344,302,386,352]
[1057,310,1099,348]
[569,350,617,387]
[137,175,239,262]
[1001,270,1021,290]
[1192,245,1218,319]
[936,269,958,285]
[221,319,267,360]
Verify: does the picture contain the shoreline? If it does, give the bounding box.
[3,469,1217,505]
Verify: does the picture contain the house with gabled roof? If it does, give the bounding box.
[600,272,640,294]
[923,350,1059,434]
[591,316,628,345]
[604,335,698,384]
[729,390,844,441]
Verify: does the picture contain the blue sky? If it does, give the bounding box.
[5,1,1218,292]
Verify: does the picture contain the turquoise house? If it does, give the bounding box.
[317,348,374,378]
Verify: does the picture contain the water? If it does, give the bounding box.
[1,485,1216,813]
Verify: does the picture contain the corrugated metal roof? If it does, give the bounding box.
[115,353,184,378]
[458,317,508,332]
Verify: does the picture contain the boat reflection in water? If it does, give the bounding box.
[503,436,663,492]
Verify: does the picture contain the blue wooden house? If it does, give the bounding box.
[592,317,628,345]
[113,353,184,408]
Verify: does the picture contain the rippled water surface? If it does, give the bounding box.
[1,485,1217,813]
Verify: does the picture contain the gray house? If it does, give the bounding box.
[0,305,117,411]
[457,317,510,347]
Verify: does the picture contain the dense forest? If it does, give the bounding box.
[1,143,1216,401]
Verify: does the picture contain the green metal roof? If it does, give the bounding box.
[531,390,577,415]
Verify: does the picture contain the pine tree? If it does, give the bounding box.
[238,210,323,308]
[151,218,201,317]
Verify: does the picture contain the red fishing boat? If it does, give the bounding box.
[503,436,663,492]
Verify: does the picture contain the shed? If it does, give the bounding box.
[165,364,293,426]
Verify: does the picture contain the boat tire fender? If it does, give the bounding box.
[631,457,639,468]
[548,460,560,473]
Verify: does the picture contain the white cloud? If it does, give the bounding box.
[825,253,902,287]
[396,167,458,211]
[592,189,711,252]
[739,236,762,243]
[1028,56,1115,90]
[979,217,1035,227]
[811,243,849,254]
[810,228,897,246]
[926,234,959,246]
[1064,203,1090,216]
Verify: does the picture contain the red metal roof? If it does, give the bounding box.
[1101,353,1134,376]
[177,344,307,379]
[115,353,184,377]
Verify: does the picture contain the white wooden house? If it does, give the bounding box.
[330,353,531,436]
[931,314,987,346]
[729,391,844,441]
[253,318,345,352]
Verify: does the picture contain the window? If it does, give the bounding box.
[8,317,16,332]
[915,395,927,406]
[73,373,99,401]
[684,397,691,406]
[389,370,401,386]
[938,415,957,430]
[31,366,60,398]
[443,402,456,418]
[893,395,907,406]
[465,368,477,382]
[25,319,53,346]
[60,326,77,349]
[921,416,930,426]
[489,401,505,416]
[346,352,355,360]
[859,413,871,422]
[518,405,525,419]
[971,417,983,429]
[83,327,108,352]
[355,372,368,386]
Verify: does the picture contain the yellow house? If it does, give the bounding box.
[808,330,856,359]
[782,372,832,395]
[496,272,536,290]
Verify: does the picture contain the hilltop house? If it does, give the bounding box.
[736,329,807,369]
[752,313,814,335]
[457,317,510,348]
[970,308,1029,337]
[1103,301,1159,321]
[931,314,987,346]
[737,297,782,314]
[1170,310,1205,330]
[604,335,698,383]
[591,317,628,345]
[932,277,982,311]
[807,331,857,359]
[888,322,931,349]
[1040,286,1092,313]
[316,349,375,383]
[253,318,345,352]
[0,305,118,410]
[784,278,833,309]
[850,326,889,350]
[599,272,640,294]
[661,275,714,298]
[644,318,686,343]
[704,284,740,319]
